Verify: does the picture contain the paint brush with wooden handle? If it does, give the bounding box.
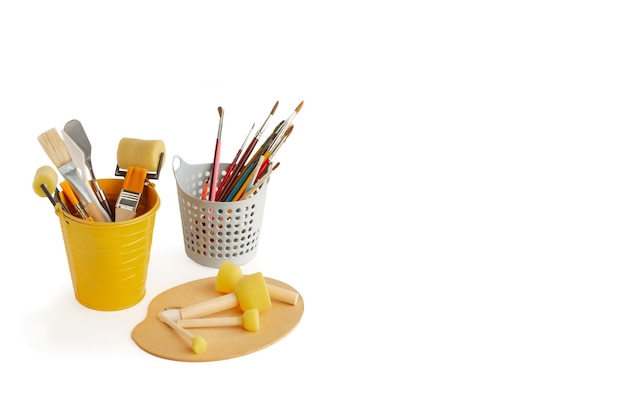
[60,181,92,220]
[114,166,147,222]
[201,106,224,201]
[37,128,111,222]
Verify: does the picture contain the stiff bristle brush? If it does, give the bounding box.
[37,128,111,222]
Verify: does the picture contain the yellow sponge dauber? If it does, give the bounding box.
[215,261,299,305]
[216,260,244,293]
[33,165,58,198]
[235,272,272,312]
[177,308,260,332]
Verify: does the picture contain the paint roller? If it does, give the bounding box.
[113,137,166,221]
[115,137,166,180]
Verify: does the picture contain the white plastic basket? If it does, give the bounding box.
[172,155,270,267]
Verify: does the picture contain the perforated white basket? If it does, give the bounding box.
[172,155,270,267]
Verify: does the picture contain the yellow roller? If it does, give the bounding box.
[116,137,166,173]
[33,165,58,198]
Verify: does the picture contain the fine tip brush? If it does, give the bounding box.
[37,128,111,222]
[202,106,224,201]
[240,161,280,201]
[216,100,279,201]
[216,122,255,199]
[258,123,294,179]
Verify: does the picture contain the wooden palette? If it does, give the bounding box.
[132,276,304,362]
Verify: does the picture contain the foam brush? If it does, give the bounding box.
[33,165,70,213]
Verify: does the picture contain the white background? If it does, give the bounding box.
[2,1,626,415]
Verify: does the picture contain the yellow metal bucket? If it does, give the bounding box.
[56,179,160,311]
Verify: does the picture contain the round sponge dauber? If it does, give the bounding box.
[216,260,244,293]
[178,272,272,319]
[33,165,58,198]
[234,272,272,312]
[215,261,299,306]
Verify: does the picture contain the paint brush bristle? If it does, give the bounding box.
[115,166,147,221]
[38,128,73,169]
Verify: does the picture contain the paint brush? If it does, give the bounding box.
[216,122,255,199]
[216,100,279,201]
[38,128,111,222]
[232,153,267,201]
[258,124,294,179]
[218,120,284,201]
[231,101,300,192]
[240,162,280,200]
[60,181,92,220]
[115,166,148,222]
[202,106,224,201]
[269,100,303,155]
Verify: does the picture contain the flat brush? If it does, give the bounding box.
[38,128,111,222]
[115,166,148,222]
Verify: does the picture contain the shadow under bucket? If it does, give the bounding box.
[56,178,160,311]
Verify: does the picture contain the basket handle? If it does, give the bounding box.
[171,154,183,173]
